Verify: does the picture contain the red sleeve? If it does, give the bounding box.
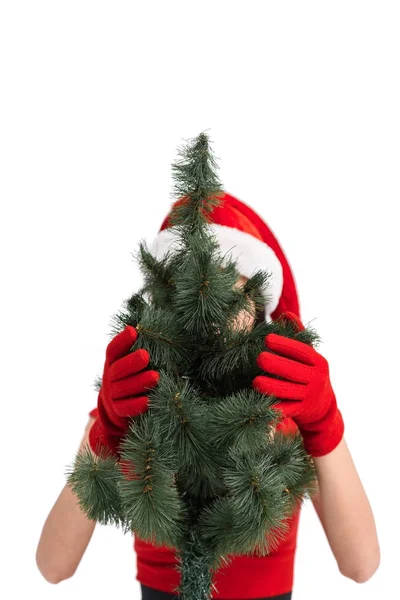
[89,407,99,419]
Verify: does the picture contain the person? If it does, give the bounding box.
[36,192,380,599]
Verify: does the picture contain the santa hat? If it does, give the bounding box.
[148,191,300,322]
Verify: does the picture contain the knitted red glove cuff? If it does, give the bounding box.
[88,416,123,458]
[300,405,345,457]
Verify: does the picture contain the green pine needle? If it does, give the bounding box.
[109,292,148,337]
[65,445,125,527]
[133,242,177,308]
[177,527,218,600]
[169,131,223,231]
[131,304,191,374]
[118,414,187,547]
[206,388,281,454]
[267,431,318,510]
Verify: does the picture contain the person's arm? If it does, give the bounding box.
[35,417,98,584]
[310,437,380,583]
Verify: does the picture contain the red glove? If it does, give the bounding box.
[89,325,160,457]
[252,312,344,457]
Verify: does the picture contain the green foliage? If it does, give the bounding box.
[65,446,125,528]
[148,371,225,498]
[205,388,280,454]
[170,131,223,231]
[177,527,217,600]
[199,450,289,559]
[267,430,318,510]
[133,243,178,308]
[109,292,148,337]
[66,132,318,600]
[118,413,187,548]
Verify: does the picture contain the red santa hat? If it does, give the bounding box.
[149,191,300,322]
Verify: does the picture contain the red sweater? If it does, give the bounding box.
[88,408,301,598]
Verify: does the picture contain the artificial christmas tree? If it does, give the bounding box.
[66,132,319,600]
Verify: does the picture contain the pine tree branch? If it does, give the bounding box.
[65,445,126,528]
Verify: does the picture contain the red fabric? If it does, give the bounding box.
[159,191,301,322]
[253,311,344,457]
[134,513,299,599]
[89,407,99,419]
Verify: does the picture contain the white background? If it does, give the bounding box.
[1,2,399,599]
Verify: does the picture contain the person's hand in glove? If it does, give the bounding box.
[252,311,344,457]
[89,325,160,457]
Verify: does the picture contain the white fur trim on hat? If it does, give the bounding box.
[148,223,283,319]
